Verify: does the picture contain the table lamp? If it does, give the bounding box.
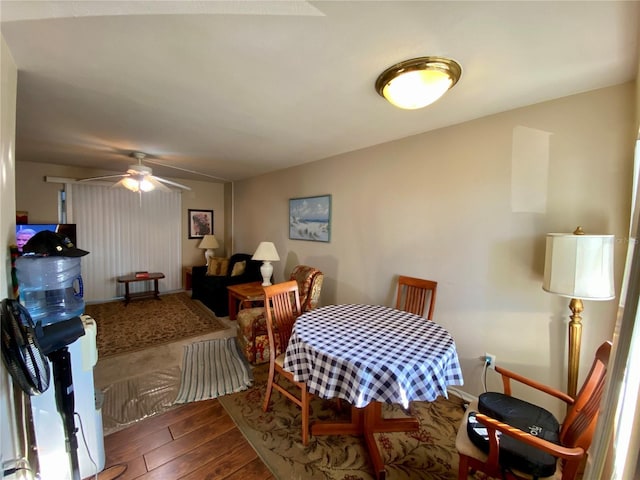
[543,226,615,397]
[252,241,280,286]
[198,234,219,267]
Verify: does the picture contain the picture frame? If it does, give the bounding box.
[188,209,214,239]
[289,194,331,242]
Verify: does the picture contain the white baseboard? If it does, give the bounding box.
[447,387,476,404]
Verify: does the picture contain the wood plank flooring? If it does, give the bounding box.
[102,398,274,480]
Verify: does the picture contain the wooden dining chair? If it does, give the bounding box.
[395,275,438,319]
[456,340,612,480]
[261,280,311,445]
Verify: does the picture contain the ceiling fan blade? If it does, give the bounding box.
[146,176,172,193]
[111,176,134,190]
[153,176,192,191]
[144,158,230,182]
[78,174,128,182]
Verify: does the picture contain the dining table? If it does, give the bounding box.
[283,303,464,479]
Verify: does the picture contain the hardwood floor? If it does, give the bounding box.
[102,398,274,480]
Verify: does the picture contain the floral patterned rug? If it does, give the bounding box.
[86,292,227,358]
[218,364,483,480]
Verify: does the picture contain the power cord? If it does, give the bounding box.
[481,358,490,393]
[75,412,98,479]
[2,466,34,478]
[75,412,128,480]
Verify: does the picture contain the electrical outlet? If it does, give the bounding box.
[484,353,496,370]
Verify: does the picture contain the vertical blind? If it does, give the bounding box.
[68,184,182,302]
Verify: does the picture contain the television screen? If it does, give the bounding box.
[15,224,77,255]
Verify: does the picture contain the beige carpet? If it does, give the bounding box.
[86,292,226,358]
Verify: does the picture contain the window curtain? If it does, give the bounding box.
[67,184,182,302]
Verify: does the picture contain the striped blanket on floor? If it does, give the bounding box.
[175,337,253,404]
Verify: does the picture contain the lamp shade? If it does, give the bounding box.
[252,242,280,261]
[543,232,615,300]
[198,235,219,250]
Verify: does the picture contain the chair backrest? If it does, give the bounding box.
[289,265,324,312]
[263,280,301,361]
[395,275,438,319]
[560,340,612,450]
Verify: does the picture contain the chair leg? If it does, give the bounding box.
[457,454,470,480]
[263,362,276,412]
[300,382,310,445]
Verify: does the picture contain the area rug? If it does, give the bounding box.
[218,365,481,480]
[175,337,253,404]
[86,292,226,358]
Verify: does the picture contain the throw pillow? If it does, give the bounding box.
[230,260,246,277]
[207,257,229,276]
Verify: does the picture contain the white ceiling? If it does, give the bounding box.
[1,1,639,183]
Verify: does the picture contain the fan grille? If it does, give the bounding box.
[1,300,50,395]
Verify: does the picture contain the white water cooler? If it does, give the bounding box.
[29,315,105,479]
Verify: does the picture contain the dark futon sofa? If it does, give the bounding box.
[191,253,262,317]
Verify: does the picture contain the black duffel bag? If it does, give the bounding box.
[466,392,561,478]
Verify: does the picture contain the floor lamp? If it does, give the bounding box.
[543,226,615,397]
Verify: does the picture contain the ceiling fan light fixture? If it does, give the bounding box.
[139,179,155,192]
[375,56,462,110]
[121,162,156,192]
[121,176,141,192]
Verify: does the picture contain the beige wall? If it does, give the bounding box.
[14,162,227,271]
[1,32,20,468]
[234,83,636,416]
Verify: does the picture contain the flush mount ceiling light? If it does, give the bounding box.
[375,56,462,110]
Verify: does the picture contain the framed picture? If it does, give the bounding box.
[289,194,331,242]
[188,209,214,239]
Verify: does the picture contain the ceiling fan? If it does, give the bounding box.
[78,151,192,193]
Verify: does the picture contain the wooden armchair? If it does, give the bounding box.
[236,265,323,364]
[456,341,612,480]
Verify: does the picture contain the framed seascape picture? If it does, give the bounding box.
[188,209,214,239]
[289,194,331,242]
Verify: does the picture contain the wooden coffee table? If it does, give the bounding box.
[227,281,265,320]
[117,272,165,305]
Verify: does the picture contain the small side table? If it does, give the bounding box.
[116,272,165,305]
[227,281,265,320]
[183,266,195,290]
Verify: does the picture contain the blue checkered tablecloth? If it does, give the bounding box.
[283,304,464,408]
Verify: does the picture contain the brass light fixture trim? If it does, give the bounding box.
[375,56,462,110]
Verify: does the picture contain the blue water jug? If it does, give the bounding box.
[15,256,84,326]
